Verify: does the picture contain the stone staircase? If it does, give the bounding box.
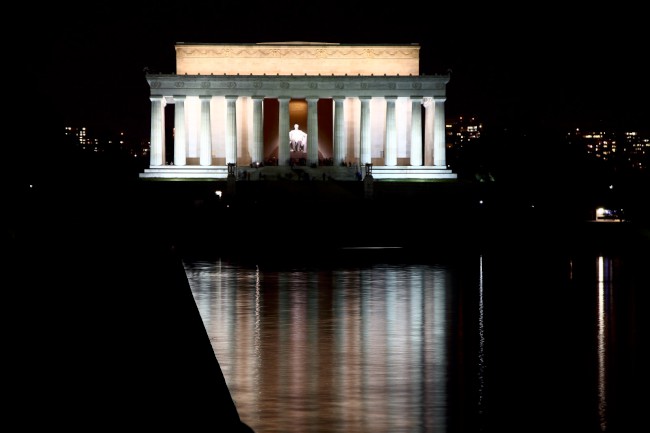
[250,165,359,181]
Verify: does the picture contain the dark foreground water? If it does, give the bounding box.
[183,235,648,433]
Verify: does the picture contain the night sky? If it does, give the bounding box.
[52,3,649,142]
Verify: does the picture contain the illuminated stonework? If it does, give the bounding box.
[176,42,420,76]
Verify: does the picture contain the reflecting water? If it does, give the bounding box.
[597,256,610,432]
[184,249,646,433]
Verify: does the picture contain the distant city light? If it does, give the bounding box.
[595,207,624,222]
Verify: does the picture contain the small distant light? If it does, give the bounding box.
[609,185,614,189]
[215,190,222,198]
[479,200,484,205]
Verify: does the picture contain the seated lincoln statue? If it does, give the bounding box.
[289,124,307,152]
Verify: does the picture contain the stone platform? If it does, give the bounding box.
[139,164,457,181]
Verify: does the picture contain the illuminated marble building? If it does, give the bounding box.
[140,42,456,180]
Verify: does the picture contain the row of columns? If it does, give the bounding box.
[149,95,446,169]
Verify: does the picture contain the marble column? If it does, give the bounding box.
[333,96,346,166]
[384,96,397,166]
[252,96,264,164]
[433,97,447,167]
[423,97,434,166]
[199,95,212,166]
[359,96,371,165]
[225,96,237,165]
[173,95,186,166]
[278,97,290,166]
[410,97,423,166]
[149,96,166,166]
[307,97,319,166]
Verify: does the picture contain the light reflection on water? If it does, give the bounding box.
[597,256,612,433]
[477,255,486,420]
[186,262,453,433]
[184,250,644,433]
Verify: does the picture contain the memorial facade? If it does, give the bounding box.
[140,42,457,180]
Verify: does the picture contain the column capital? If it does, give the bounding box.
[150,96,166,108]
[199,95,212,101]
[385,96,398,101]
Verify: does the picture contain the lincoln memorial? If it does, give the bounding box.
[140,42,457,181]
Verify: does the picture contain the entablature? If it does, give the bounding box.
[146,74,449,100]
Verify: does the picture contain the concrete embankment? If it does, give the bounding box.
[9,178,255,431]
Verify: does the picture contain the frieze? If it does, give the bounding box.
[146,74,449,98]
